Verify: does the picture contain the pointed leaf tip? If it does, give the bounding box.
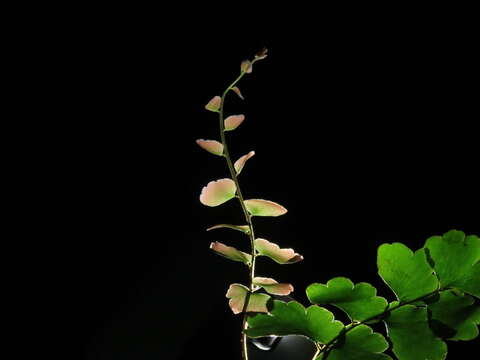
[232,86,244,100]
[255,238,303,264]
[241,60,252,74]
[255,47,268,60]
[234,151,255,175]
[253,277,294,295]
[205,96,221,112]
[226,284,270,314]
[224,114,245,131]
[196,139,224,156]
[200,178,236,207]
[210,241,251,265]
[244,199,287,217]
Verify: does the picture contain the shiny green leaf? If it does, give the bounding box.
[378,243,438,301]
[307,277,388,322]
[455,263,480,298]
[385,305,447,360]
[424,230,480,297]
[318,325,391,360]
[246,300,344,344]
[428,290,480,341]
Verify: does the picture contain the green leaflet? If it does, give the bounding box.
[224,114,245,131]
[196,139,224,156]
[199,178,237,207]
[317,325,391,360]
[424,230,480,297]
[234,151,255,175]
[206,223,250,234]
[252,277,294,296]
[231,86,244,100]
[385,304,447,360]
[456,263,480,298]
[428,290,480,341]
[226,284,270,314]
[210,241,251,265]
[244,199,287,217]
[306,277,388,322]
[254,238,303,264]
[205,95,221,112]
[245,300,343,344]
[377,242,439,301]
[241,59,252,73]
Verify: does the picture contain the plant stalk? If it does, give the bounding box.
[312,343,322,360]
[218,62,259,360]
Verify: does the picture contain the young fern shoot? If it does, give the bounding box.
[198,48,303,360]
[198,49,480,360]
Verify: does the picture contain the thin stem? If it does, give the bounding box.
[218,60,259,360]
[319,289,440,358]
[241,317,249,360]
[312,343,322,360]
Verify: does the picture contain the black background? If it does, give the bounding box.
[50,18,479,360]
